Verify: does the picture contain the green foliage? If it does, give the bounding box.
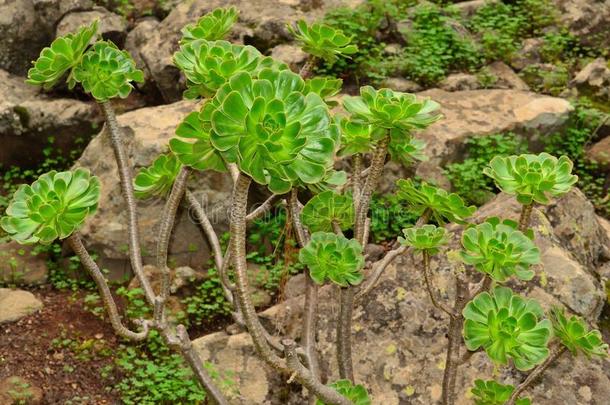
[338,119,375,157]
[26,21,98,89]
[550,307,609,358]
[170,112,227,172]
[182,267,232,326]
[519,63,569,96]
[200,69,339,193]
[72,41,144,101]
[1,169,100,244]
[173,40,285,99]
[369,192,419,243]
[180,7,238,43]
[471,379,531,405]
[396,179,476,225]
[304,76,343,105]
[134,153,183,199]
[317,379,371,405]
[299,232,364,287]
[460,217,540,282]
[484,152,578,205]
[463,286,552,370]
[301,191,354,233]
[398,224,448,254]
[288,20,358,63]
[444,133,527,206]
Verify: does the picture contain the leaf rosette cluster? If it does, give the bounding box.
[288,20,357,63]
[301,191,354,233]
[1,169,100,244]
[304,77,343,106]
[463,287,552,370]
[298,232,364,287]
[316,379,371,405]
[180,7,238,43]
[170,112,226,172]
[471,379,531,405]
[134,154,183,199]
[550,307,608,358]
[460,217,540,282]
[199,69,340,193]
[483,153,578,205]
[398,224,448,254]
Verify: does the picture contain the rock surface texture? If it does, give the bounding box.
[0,241,48,286]
[193,189,610,404]
[0,288,43,323]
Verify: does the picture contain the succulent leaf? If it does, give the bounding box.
[388,133,427,165]
[26,21,98,89]
[301,191,354,232]
[550,307,609,358]
[134,154,183,199]
[471,379,531,405]
[200,69,340,193]
[338,119,376,156]
[460,217,540,282]
[304,76,342,106]
[483,153,578,205]
[1,169,100,245]
[463,287,552,371]
[298,232,364,287]
[288,20,358,63]
[72,41,144,101]
[398,224,448,254]
[180,7,238,43]
[316,379,371,405]
[396,179,476,224]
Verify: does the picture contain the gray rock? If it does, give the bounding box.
[270,44,308,72]
[0,288,43,323]
[193,188,609,404]
[56,7,128,47]
[485,61,530,91]
[587,136,610,170]
[556,0,610,49]
[453,0,497,18]
[0,241,48,286]
[439,73,481,91]
[571,58,610,102]
[381,77,422,93]
[510,38,544,71]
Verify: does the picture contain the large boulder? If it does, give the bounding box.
[74,100,235,280]
[0,69,102,168]
[587,136,610,170]
[135,0,364,102]
[555,0,610,49]
[56,7,128,48]
[193,188,610,404]
[570,58,610,103]
[0,288,43,323]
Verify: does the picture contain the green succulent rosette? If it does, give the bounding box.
[180,7,238,43]
[173,40,286,99]
[337,119,376,157]
[460,217,540,283]
[388,134,427,165]
[304,77,342,106]
[483,153,578,205]
[1,169,100,245]
[463,286,552,371]
[288,20,357,63]
[396,179,476,224]
[471,380,531,405]
[298,232,364,287]
[398,224,448,255]
[316,379,371,405]
[72,41,144,101]
[169,112,226,172]
[301,191,354,232]
[343,87,441,132]
[27,20,98,89]
[200,68,340,194]
[550,307,609,358]
[134,153,183,199]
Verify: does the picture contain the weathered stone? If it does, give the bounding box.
[485,61,530,91]
[555,0,610,49]
[0,241,48,286]
[381,77,422,93]
[587,136,610,170]
[0,376,43,405]
[56,7,128,47]
[571,58,610,102]
[0,69,102,168]
[0,289,43,323]
[439,73,481,91]
[453,0,497,18]
[270,44,308,72]
[193,188,609,404]
[509,38,544,71]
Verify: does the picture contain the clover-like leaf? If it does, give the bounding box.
[1,169,100,245]
[180,7,238,43]
[301,191,354,233]
[200,69,340,194]
[304,76,342,106]
[471,379,531,405]
[483,153,578,205]
[298,232,364,287]
[398,224,448,255]
[396,179,476,224]
[343,86,441,132]
[463,286,552,370]
[460,217,540,282]
[26,20,98,89]
[173,40,286,99]
[550,307,609,358]
[169,112,226,172]
[72,41,144,101]
[134,153,183,199]
[316,379,371,405]
[288,20,358,63]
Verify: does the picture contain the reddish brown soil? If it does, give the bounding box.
[0,287,122,404]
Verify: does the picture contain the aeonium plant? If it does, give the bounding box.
[471,379,531,405]
[287,20,358,64]
[180,6,238,43]
[134,153,183,199]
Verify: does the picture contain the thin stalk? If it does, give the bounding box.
[422,251,457,318]
[355,245,406,301]
[352,153,363,210]
[246,194,281,222]
[299,56,318,79]
[506,345,568,405]
[99,101,155,305]
[337,286,355,381]
[185,190,223,272]
[518,203,533,232]
[67,234,149,341]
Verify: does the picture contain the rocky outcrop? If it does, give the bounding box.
[555,0,610,49]
[571,58,610,102]
[56,7,128,47]
[0,289,43,323]
[193,188,610,404]
[0,241,48,286]
[587,136,610,171]
[0,69,102,168]
[439,73,481,91]
[485,61,530,91]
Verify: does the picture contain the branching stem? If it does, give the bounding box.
[422,251,458,318]
[518,203,533,232]
[337,286,355,381]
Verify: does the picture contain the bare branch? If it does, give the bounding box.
[355,245,407,301]
[352,153,363,210]
[422,251,458,318]
[337,287,355,381]
[246,194,281,222]
[185,190,224,271]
